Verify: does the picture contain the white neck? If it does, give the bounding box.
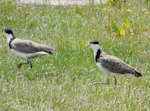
[5,33,14,44]
[90,44,101,60]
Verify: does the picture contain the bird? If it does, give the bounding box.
[1,29,56,68]
[85,40,142,87]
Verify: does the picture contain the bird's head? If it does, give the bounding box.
[1,29,14,37]
[85,40,100,50]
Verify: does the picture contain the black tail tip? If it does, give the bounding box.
[45,51,53,54]
[135,71,143,77]
[49,52,53,54]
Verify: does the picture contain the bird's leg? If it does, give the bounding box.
[29,61,33,68]
[113,76,117,89]
[91,77,109,86]
[18,60,30,69]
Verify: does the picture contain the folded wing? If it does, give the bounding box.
[98,55,135,74]
[11,38,56,54]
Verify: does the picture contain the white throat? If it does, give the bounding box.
[5,33,14,44]
[90,44,100,60]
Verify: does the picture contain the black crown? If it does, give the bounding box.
[90,40,99,44]
[4,29,13,35]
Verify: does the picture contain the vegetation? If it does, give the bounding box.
[0,0,150,110]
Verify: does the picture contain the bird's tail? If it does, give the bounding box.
[134,70,143,77]
[45,51,53,54]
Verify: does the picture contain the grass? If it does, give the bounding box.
[0,0,150,110]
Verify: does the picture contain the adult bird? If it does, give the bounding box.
[1,29,56,68]
[85,40,142,87]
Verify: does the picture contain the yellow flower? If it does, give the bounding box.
[145,12,148,14]
[127,9,131,12]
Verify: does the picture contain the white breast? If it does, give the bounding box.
[11,49,49,60]
[96,63,110,73]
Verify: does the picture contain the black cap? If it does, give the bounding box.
[89,40,99,44]
[4,29,13,35]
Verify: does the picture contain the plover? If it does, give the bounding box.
[1,29,56,68]
[85,40,142,86]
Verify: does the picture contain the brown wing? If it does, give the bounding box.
[10,38,56,53]
[97,55,135,74]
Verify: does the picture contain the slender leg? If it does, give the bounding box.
[18,60,32,68]
[29,61,33,68]
[113,76,117,89]
[91,76,109,86]
[113,76,117,86]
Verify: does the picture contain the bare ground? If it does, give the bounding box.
[16,0,108,6]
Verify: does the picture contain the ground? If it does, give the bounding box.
[17,0,108,6]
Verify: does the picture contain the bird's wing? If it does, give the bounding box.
[10,38,56,53]
[97,55,135,74]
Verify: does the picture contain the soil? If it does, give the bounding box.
[16,0,108,6]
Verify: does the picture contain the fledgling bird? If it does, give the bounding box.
[85,40,142,87]
[1,29,56,68]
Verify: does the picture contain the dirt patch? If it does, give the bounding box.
[17,0,108,6]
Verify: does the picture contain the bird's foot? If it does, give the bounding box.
[18,63,22,69]
[91,82,109,86]
[29,61,32,68]
[30,64,32,68]
[18,61,30,69]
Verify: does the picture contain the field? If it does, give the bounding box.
[0,0,150,110]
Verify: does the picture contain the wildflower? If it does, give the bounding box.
[145,12,148,14]
[127,9,131,12]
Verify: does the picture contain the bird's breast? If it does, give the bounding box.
[96,62,110,73]
[11,49,28,59]
[11,49,49,60]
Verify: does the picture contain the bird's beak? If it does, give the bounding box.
[1,31,5,37]
[85,43,91,48]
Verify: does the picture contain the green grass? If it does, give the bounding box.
[0,0,150,110]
